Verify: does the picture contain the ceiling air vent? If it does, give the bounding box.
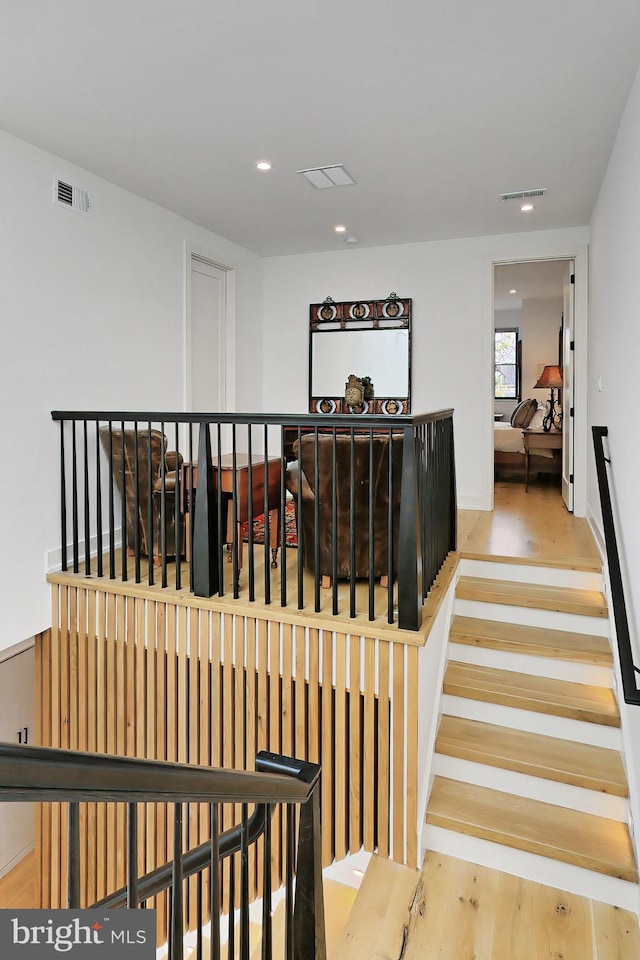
[54,179,92,215]
[501,188,546,201]
[298,164,357,189]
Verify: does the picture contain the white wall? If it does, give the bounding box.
[262,226,588,511]
[0,130,263,650]
[522,297,563,406]
[0,643,35,874]
[589,64,640,842]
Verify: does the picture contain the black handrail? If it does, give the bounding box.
[592,426,640,705]
[0,744,326,958]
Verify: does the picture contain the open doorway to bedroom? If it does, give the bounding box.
[493,259,574,510]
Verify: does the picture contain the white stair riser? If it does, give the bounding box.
[448,644,614,688]
[455,598,610,636]
[441,694,622,750]
[459,559,604,591]
[432,754,628,821]
[423,824,639,912]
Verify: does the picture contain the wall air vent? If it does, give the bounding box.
[298,164,357,189]
[501,188,546,201]
[54,179,92,215]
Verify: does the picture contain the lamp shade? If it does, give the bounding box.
[534,364,563,390]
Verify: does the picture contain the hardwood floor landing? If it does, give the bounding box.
[458,482,601,570]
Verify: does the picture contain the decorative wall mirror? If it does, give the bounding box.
[309,294,412,413]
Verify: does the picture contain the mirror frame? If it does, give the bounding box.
[308,295,412,414]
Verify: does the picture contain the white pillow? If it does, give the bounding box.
[528,404,546,430]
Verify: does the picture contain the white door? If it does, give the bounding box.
[562,262,575,511]
[188,256,227,412]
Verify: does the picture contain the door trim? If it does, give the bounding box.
[483,242,588,517]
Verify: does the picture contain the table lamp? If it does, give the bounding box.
[534,364,563,432]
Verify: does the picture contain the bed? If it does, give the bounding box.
[494,400,560,482]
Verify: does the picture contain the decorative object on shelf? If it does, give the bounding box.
[344,374,370,413]
[309,295,411,413]
[533,364,563,432]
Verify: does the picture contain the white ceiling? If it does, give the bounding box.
[494,259,571,309]
[2,0,640,256]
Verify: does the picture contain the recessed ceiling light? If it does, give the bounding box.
[345,236,360,244]
[520,203,534,212]
[256,161,272,171]
[334,224,347,233]
[509,289,517,294]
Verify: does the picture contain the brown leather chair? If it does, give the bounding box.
[99,428,184,563]
[286,433,403,582]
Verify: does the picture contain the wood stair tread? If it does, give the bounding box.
[426,777,637,882]
[450,615,613,665]
[444,660,620,726]
[330,855,420,960]
[436,715,627,795]
[456,576,608,618]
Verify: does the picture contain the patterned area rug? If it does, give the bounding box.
[241,500,298,548]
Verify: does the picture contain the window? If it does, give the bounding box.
[494,328,520,400]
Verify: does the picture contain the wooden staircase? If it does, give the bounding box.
[425,563,639,909]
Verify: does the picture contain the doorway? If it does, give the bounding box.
[187,255,228,412]
[493,259,575,511]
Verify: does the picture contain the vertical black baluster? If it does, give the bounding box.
[147,424,154,587]
[210,804,221,960]
[67,802,80,908]
[60,420,68,572]
[228,854,236,960]
[83,420,91,575]
[108,422,115,580]
[240,804,250,960]
[193,422,220,598]
[387,428,394,625]
[285,804,295,960]
[313,426,320,613]
[368,427,375,622]
[217,423,225,597]
[262,806,272,960]
[171,803,184,960]
[175,422,182,592]
[247,427,255,603]
[231,425,239,599]
[263,426,271,605]
[96,422,103,578]
[72,420,79,573]
[449,416,457,550]
[127,802,139,908]
[349,428,356,618]
[120,421,128,582]
[196,871,203,960]
[331,429,338,616]
[280,425,288,609]
[292,786,326,960]
[397,424,423,631]
[296,425,304,611]
[133,424,141,584]
[189,424,195,594]
[161,420,168,588]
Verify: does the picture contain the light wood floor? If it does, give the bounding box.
[336,851,640,960]
[0,851,37,909]
[459,481,601,570]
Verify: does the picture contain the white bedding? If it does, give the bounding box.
[494,422,525,454]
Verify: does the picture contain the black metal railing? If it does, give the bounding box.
[51,410,456,631]
[592,426,640,705]
[0,743,325,959]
